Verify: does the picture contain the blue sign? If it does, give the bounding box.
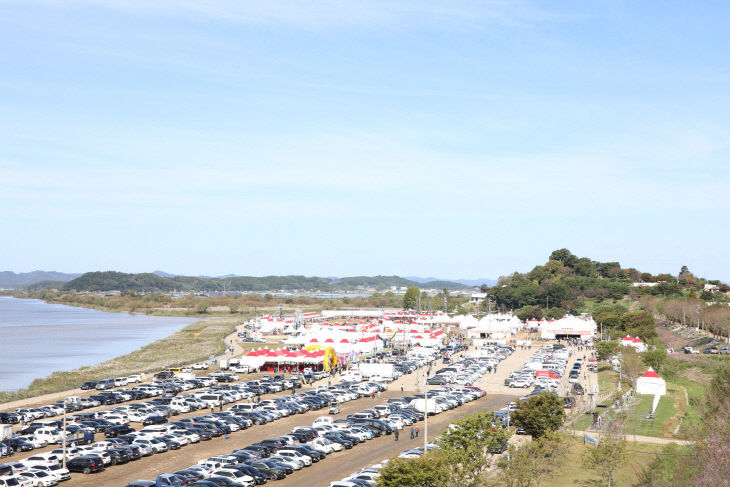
[584,433,599,445]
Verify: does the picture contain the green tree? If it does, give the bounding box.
[196,302,209,314]
[403,287,419,310]
[511,393,565,438]
[375,454,450,487]
[515,305,543,322]
[596,341,619,361]
[582,423,628,487]
[437,410,512,487]
[621,310,656,340]
[643,347,667,373]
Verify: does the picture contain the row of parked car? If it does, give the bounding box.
[427,345,512,386]
[326,386,486,487]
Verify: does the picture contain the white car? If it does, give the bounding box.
[127,375,143,383]
[23,466,69,483]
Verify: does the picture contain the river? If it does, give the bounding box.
[0,296,196,392]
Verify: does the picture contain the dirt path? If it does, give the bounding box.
[568,430,694,445]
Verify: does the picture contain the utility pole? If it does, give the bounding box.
[423,370,428,451]
[62,399,67,470]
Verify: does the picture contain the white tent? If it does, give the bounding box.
[636,368,666,396]
[539,315,596,341]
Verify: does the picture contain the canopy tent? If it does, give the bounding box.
[539,315,596,341]
[636,368,666,396]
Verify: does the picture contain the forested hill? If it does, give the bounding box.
[489,249,728,316]
[60,272,472,292]
[0,271,81,289]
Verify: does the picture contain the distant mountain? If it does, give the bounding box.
[152,270,177,277]
[61,272,470,293]
[404,276,496,288]
[0,271,81,289]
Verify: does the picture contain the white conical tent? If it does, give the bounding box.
[636,368,666,396]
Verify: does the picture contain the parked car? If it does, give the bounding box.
[80,381,97,390]
[66,455,105,474]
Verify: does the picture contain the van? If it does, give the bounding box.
[312,416,334,427]
[197,394,223,407]
[34,427,63,444]
[96,379,115,390]
[170,399,191,414]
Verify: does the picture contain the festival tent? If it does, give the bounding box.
[539,315,596,341]
[636,368,666,396]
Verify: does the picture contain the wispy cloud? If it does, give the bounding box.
[4,0,564,30]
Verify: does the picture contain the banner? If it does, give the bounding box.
[584,433,599,445]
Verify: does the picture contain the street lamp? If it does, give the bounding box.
[423,370,428,451]
[62,398,69,470]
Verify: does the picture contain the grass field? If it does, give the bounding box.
[528,436,664,487]
[0,317,240,403]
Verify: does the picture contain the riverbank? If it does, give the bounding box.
[0,316,240,404]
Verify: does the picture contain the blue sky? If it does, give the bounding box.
[1,1,729,281]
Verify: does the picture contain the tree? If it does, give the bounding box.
[511,393,565,438]
[582,421,628,487]
[496,432,569,487]
[596,341,619,361]
[480,284,489,293]
[643,347,667,373]
[376,454,450,487]
[403,287,419,310]
[621,311,657,340]
[621,347,643,385]
[437,410,512,487]
[515,305,543,322]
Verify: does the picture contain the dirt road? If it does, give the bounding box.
[63,387,514,487]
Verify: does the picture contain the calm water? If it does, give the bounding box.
[0,296,196,392]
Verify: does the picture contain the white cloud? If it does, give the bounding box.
[5,0,562,30]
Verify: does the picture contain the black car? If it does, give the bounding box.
[66,455,105,474]
[142,415,168,426]
[107,448,132,465]
[80,381,97,390]
[251,460,286,480]
[105,425,135,437]
[233,465,267,485]
[5,438,33,452]
[0,412,20,424]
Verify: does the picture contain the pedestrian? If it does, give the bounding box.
[371,391,376,400]
[394,429,399,441]
[292,385,296,395]
[377,390,381,399]
[219,403,223,412]
[410,427,415,439]
[210,405,215,414]
[415,427,419,438]
[400,384,404,393]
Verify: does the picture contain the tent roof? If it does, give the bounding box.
[641,369,661,379]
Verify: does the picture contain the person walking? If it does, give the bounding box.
[400,384,404,393]
[219,403,223,412]
[410,427,415,440]
[210,405,215,414]
[394,429,399,441]
[371,391,376,400]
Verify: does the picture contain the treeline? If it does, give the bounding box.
[57,271,470,293]
[488,249,728,315]
[642,295,730,342]
[14,289,429,316]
